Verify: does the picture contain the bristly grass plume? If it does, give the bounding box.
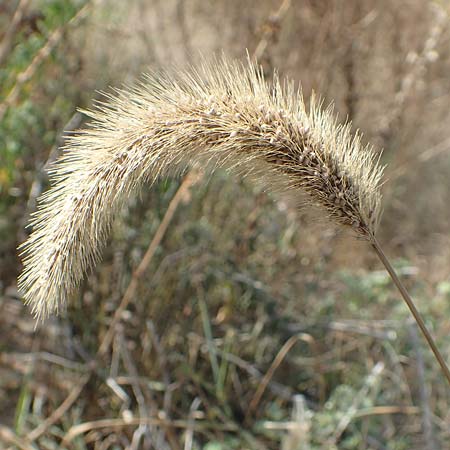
[18,56,450,385]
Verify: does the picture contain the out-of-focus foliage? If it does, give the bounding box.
[1,0,82,181]
[0,0,88,283]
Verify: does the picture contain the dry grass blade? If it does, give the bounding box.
[328,362,384,446]
[17,56,450,386]
[246,333,313,421]
[27,374,90,442]
[62,417,239,446]
[0,425,35,450]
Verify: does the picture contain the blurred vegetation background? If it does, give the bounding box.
[1,0,450,449]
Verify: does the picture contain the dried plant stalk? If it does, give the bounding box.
[17,57,450,384]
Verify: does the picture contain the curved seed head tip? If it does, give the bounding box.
[18,56,384,320]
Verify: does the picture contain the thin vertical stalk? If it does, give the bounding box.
[98,173,197,356]
[371,235,450,386]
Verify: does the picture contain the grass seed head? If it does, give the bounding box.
[18,56,384,320]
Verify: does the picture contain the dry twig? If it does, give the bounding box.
[0,0,31,67]
[0,3,91,121]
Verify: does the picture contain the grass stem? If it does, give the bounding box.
[371,235,450,386]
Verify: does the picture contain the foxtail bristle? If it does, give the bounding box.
[18,56,384,319]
